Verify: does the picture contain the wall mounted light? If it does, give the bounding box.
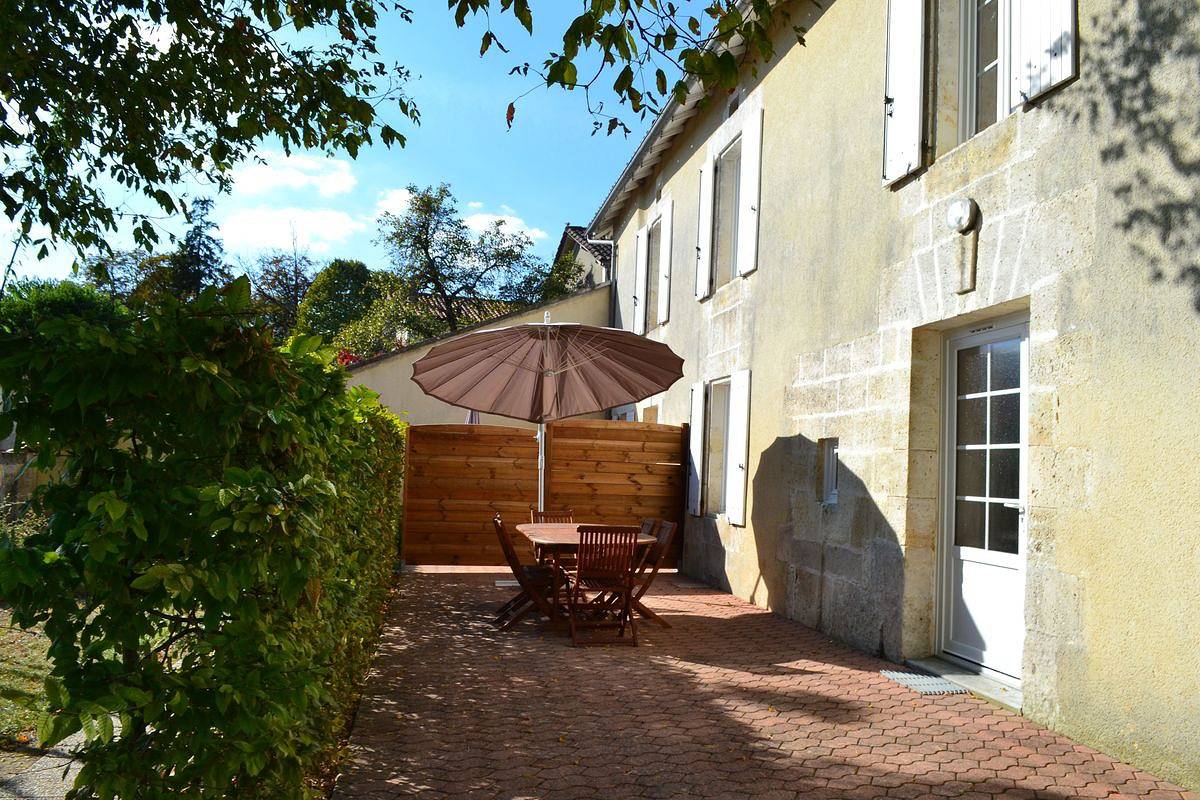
[946,198,980,294]
[946,197,979,233]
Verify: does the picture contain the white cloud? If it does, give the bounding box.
[464,211,548,242]
[219,206,366,254]
[466,201,484,209]
[375,188,412,217]
[232,151,357,198]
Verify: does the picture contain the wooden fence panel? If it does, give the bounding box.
[401,420,687,566]
[403,425,538,565]
[544,420,686,565]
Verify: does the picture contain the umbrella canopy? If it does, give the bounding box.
[411,323,684,423]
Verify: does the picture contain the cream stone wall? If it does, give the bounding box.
[348,285,612,428]
[598,0,1200,788]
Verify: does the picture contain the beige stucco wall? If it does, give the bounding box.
[598,0,1200,788]
[348,284,612,428]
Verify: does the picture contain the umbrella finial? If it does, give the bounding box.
[544,310,551,324]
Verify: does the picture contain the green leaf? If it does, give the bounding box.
[104,497,128,521]
[130,572,161,591]
[37,713,81,748]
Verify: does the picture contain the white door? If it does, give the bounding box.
[940,318,1029,680]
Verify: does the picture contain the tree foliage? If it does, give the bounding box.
[453,0,807,132]
[247,249,316,339]
[377,184,572,338]
[330,272,408,359]
[2,1,789,264]
[0,278,405,798]
[82,199,231,301]
[294,259,379,340]
[1,1,415,258]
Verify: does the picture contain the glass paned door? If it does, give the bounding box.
[941,319,1029,680]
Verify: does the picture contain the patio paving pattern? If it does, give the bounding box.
[333,569,1198,800]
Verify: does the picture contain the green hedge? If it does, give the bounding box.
[0,278,405,798]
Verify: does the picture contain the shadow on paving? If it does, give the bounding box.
[332,571,1196,800]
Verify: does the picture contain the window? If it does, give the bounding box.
[688,370,751,523]
[883,0,1077,181]
[712,137,741,290]
[704,380,731,515]
[645,219,661,329]
[953,338,1023,554]
[696,93,761,295]
[962,0,1011,139]
[819,437,840,505]
[611,405,635,422]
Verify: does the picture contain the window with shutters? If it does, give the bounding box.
[704,379,731,515]
[886,0,1077,174]
[712,138,741,290]
[957,0,1077,143]
[646,219,661,329]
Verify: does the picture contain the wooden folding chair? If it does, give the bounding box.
[492,515,558,630]
[529,507,574,524]
[529,507,574,566]
[628,521,677,627]
[566,525,641,647]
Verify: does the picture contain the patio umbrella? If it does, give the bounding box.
[411,322,685,509]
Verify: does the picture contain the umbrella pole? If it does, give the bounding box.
[537,422,545,512]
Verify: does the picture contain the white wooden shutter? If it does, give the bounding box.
[1013,0,1076,104]
[724,369,751,526]
[695,159,715,299]
[687,382,705,516]
[736,107,763,276]
[882,0,926,185]
[657,199,673,324]
[633,226,648,334]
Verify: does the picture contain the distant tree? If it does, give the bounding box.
[82,199,230,301]
[377,184,576,338]
[295,259,380,340]
[248,250,316,339]
[504,253,586,306]
[166,199,229,297]
[331,273,410,358]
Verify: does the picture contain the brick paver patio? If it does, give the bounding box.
[333,569,1197,800]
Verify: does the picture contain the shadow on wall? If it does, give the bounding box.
[748,433,907,662]
[1080,1,1200,313]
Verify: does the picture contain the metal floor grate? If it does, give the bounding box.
[881,670,970,695]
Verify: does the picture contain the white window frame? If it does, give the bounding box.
[959,0,1015,142]
[640,196,673,330]
[819,437,840,505]
[696,88,762,299]
[702,378,732,517]
[958,0,1078,143]
[710,137,742,292]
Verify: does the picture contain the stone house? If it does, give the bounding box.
[586,0,1200,789]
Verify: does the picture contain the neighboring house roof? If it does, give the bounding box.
[586,6,757,236]
[407,294,520,327]
[556,225,613,270]
[346,283,611,371]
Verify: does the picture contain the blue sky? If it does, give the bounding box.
[9,2,651,282]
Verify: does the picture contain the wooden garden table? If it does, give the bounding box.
[514,522,656,622]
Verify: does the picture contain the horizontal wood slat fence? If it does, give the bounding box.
[403,420,687,566]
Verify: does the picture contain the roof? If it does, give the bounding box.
[346,282,612,371]
[555,225,613,269]
[406,294,520,327]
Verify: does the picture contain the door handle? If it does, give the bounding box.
[1002,502,1026,515]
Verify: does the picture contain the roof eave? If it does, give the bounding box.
[585,24,753,237]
